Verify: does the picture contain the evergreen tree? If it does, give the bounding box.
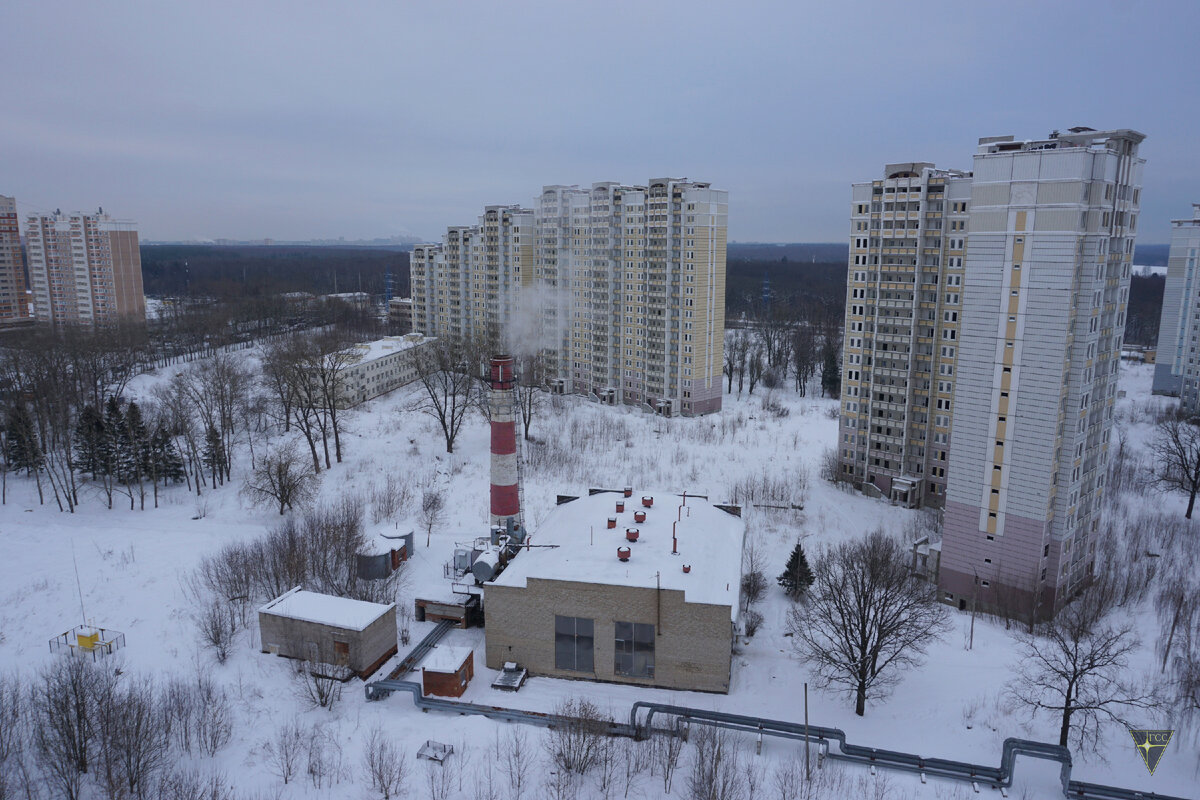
[202,425,226,486]
[121,401,150,482]
[102,395,126,478]
[778,541,815,600]
[821,345,840,398]
[73,404,106,478]
[150,426,185,483]
[3,404,42,474]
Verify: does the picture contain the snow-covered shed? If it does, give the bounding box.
[421,646,475,697]
[259,587,397,679]
[484,489,744,693]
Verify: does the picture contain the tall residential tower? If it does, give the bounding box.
[413,178,727,416]
[939,129,1145,620]
[1151,204,1200,407]
[25,209,145,325]
[838,164,971,507]
[0,195,29,323]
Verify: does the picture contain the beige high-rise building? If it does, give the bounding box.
[837,164,972,507]
[940,129,1144,621]
[25,209,145,325]
[0,195,29,323]
[413,178,727,416]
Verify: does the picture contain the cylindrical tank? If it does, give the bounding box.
[471,549,502,583]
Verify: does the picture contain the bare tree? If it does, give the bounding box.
[304,724,343,791]
[197,598,237,663]
[0,672,37,800]
[686,726,744,800]
[791,325,817,396]
[1007,588,1162,750]
[747,347,765,396]
[363,726,408,800]
[193,676,233,758]
[424,760,454,800]
[94,677,170,800]
[542,699,609,776]
[1155,570,1200,674]
[514,351,546,441]
[31,657,101,800]
[293,660,343,710]
[500,727,531,800]
[370,474,412,524]
[241,441,320,515]
[264,719,305,785]
[157,766,235,800]
[421,488,445,548]
[1151,414,1200,518]
[787,529,948,716]
[651,719,684,795]
[740,534,768,611]
[411,340,477,454]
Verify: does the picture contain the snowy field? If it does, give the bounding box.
[0,358,1195,799]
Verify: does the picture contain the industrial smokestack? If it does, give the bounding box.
[488,355,521,527]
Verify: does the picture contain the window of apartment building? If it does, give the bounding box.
[614,622,654,678]
[555,616,594,672]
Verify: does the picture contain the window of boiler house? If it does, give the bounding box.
[614,621,655,678]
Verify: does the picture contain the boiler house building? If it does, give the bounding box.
[484,489,744,693]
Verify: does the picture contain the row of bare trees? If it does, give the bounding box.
[408,337,549,453]
[725,300,843,399]
[188,496,407,663]
[0,662,233,800]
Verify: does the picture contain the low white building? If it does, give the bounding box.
[338,333,435,407]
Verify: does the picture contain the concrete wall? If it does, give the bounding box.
[485,577,734,693]
[259,606,397,677]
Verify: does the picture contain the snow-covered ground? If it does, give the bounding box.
[0,359,1194,799]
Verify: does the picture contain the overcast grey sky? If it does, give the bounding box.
[2,1,1197,244]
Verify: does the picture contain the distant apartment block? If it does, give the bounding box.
[388,296,413,333]
[1152,204,1200,406]
[0,195,29,323]
[940,128,1144,620]
[838,164,972,508]
[412,179,727,416]
[25,209,145,324]
[335,333,435,408]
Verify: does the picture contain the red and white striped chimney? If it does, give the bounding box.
[488,355,520,527]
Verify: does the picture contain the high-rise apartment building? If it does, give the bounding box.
[0,195,29,323]
[838,164,972,508]
[940,128,1144,620]
[413,178,727,416]
[1152,204,1200,406]
[25,209,145,325]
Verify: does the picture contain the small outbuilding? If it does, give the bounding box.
[421,646,475,697]
[259,587,397,679]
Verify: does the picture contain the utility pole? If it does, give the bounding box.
[804,682,811,779]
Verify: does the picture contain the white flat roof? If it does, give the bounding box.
[348,334,434,365]
[422,645,473,673]
[259,587,394,631]
[490,490,744,619]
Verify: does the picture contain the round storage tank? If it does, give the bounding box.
[471,549,502,582]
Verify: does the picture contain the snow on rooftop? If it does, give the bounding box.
[422,645,474,673]
[490,490,744,619]
[259,587,394,631]
[347,334,434,365]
